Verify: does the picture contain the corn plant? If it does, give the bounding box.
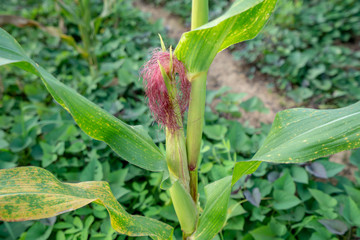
[1,0,360,239]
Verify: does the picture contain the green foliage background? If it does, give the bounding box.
[0,0,360,239]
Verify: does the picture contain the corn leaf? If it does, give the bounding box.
[0,167,173,240]
[253,102,360,163]
[193,176,232,239]
[232,102,360,185]
[0,28,166,172]
[232,161,260,186]
[175,0,276,74]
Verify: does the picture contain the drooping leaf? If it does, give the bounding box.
[193,176,232,240]
[175,0,276,73]
[0,167,173,240]
[252,102,360,164]
[0,28,166,172]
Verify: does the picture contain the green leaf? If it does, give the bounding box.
[309,189,337,209]
[273,171,296,194]
[249,225,279,240]
[175,0,276,73]
[350,148,360,167]
[232,161,261,186]
[203,125,228,141]
[290,165,309,184]
[273,189,301,210]
[240,97,269,113]
[0,28,166,172]
[227,199,247,219]
[287,87,313,103]
[308,189,338,219]
[193,176,232,240]
[0,167,173,240]
[80,158,103,181]
[252,102,360,164]
[269,217,287,237]
[344,185,360,207]
[25,222,53,240]
[343,197,360,227]
[277,205,305,222]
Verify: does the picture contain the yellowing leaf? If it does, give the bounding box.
[0,167,173,240]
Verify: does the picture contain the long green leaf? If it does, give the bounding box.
[193,176,232,239]
[253,102,360,163]
[0,28,166,172]
[232,102,360,185]
[175,0,276,74]
[0,167,173,240]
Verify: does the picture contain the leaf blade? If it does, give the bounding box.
[193,176,232,240]
[0,167,173,240]
[232,161,260,186]
[252,102,360,163]
[174,0,276,73]
[0,27,166,172]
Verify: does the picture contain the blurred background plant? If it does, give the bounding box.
[0,0,360,239]
[233,0,360,107]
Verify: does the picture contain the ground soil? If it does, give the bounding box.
[133,1,356,181]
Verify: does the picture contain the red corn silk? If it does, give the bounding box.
[140,49,191,132]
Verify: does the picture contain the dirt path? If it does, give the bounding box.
[134,1,294,127]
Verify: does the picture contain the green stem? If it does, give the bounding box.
[189,168,198,202]
[187,72,207,201]
[187,0,208,204]
[191,0,209,30]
